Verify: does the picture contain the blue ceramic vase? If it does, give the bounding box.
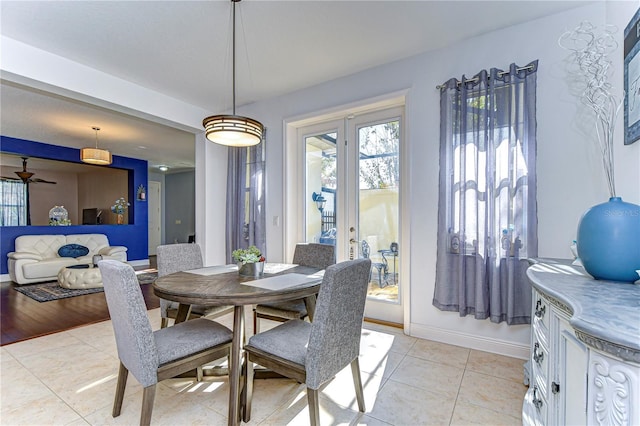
[577,197,640,282]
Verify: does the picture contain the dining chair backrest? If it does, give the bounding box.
[305,258,371,389]
[157,243,204,321]
[157,243,204,277]
[292,243,335,269]
[99,260,158,388]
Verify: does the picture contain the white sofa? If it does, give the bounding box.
[7,234,128,285]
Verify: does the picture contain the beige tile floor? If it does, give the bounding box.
[1,308,527,425]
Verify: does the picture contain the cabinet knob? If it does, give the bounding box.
[535,300,546,318]
[532,386,543,409]
[533,342,544,364]
[551,381,560,394]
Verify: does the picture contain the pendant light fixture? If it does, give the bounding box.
[202,0,264,147]
[81,126,112,165]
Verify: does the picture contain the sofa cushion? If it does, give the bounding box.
[66,234,110,255]
[58,244,90,258]
[23,258,78,279]
[14,235,67,259]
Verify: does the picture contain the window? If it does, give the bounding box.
[0,180,27,226]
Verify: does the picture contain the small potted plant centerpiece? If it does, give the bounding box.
[232,245,265,277]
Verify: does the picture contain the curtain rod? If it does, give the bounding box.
[435,64,535,90]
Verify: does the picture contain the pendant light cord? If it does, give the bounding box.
[232,0,237,115]
[92,126,100,148]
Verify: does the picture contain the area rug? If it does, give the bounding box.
[14,271,157,303]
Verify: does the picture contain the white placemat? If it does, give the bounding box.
[186,264,238,276]
[241,273,322,290]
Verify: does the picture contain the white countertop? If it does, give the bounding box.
[527,258,640,363]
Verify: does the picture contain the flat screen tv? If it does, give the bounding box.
[82,208,99,225]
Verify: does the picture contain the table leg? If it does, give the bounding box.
[175,303,191,324]
[303,295,317,321]
[228,305,244,426]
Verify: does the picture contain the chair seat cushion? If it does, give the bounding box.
[246,319,310,366]
[255,300,308,319]
[154,318,232,365]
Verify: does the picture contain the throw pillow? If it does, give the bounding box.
[58,243,90,258]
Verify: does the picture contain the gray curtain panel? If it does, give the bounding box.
[433,61,538,325]
[225,140,267,263]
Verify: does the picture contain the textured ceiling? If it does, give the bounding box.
[0,1,591,171]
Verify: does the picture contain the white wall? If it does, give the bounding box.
[237,2,640,357]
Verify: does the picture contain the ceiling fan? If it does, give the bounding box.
[1,157,57,184]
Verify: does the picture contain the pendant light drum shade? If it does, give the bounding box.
[81,147,112,165]
[203,114,263,147]
[81,126,112,165]
[202,0,264,147]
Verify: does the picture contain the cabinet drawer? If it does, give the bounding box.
[531,349,549,399]
[523,384,547,426]
[533,318,549,351]
[532,294,550,332]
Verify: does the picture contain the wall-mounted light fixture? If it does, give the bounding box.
[312,192,326,213]
[312,191,326,230]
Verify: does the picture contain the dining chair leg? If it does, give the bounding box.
[196,366,203,382]
[140,384,156,426]
[350,358,366,412]
[242,354,255,422]
[253,307,259,334]
[307,388,321,426]
[112,362,128,417]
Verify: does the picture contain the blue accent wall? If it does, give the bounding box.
[1,136,148,274]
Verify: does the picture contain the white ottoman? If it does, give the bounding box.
[57,265,103,289]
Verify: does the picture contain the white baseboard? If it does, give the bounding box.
[1,273,9,282]
[409,322,530,360]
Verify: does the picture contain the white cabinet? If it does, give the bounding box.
[523,259,640,426]
[557,316,588,425]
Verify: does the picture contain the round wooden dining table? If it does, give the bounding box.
[153,263,322,426]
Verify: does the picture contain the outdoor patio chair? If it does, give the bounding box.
[243,258,371,426]
[361,240,388,287]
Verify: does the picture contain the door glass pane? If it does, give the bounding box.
[357,120,399,302]
[305,132,337,245]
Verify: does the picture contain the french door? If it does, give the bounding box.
[299,106,403,324]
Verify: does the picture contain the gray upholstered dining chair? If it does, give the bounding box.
[243,258,371,426]
[98,260,233,426]
[253,242,335,333]
[157,243,233,328]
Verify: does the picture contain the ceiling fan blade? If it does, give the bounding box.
[31,178,57,184]
[1,176,21,181]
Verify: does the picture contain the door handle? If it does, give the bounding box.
[350,238,360,244]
